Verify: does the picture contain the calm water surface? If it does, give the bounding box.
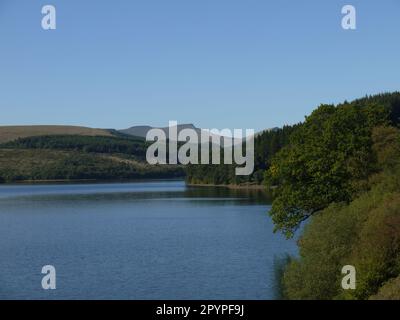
[0,180,298,299]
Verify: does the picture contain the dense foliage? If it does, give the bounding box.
[0,134,148,160]
[282,126,400,299]
[0,149,183,182]
[264,92,400,299]
[265,102,390,237]
[185,125,297,185]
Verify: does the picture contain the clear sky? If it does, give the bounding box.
[0,0,399,131]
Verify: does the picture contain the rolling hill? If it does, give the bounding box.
[0,127,183,183]
[0,125,113,143]
[119,123,201,139]
[0,148,183,183]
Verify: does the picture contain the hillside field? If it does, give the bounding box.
[0,125,112,143]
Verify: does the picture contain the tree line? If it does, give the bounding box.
[0,134,148,160]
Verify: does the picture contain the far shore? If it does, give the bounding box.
[187,183,265,190]
[0,178,185,185]
[0,179,265,191]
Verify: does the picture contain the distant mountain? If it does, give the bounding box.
[119,123,245,145]
[119,123,201,139]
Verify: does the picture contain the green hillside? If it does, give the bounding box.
[0,133,182,183]
[0,149,183,183]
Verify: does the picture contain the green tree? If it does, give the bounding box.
[265,103,389,237]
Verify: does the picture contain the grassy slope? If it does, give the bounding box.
[0,149,184,182]
[0,125,112,143]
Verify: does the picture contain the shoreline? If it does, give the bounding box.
[0,178,265,190]
[187,183,265,190]
[0,177,185,186]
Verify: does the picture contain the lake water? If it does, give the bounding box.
[0,180,298,300]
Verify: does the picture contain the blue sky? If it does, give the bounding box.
[0,0,399,131]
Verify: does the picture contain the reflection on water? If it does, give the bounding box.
[0,180,297,300]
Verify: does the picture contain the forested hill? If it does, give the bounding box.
[1,134,147,160]
[186,92,400,187]
[185,125,298,186]
[351,92,400,124]
[0,133,183,183]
